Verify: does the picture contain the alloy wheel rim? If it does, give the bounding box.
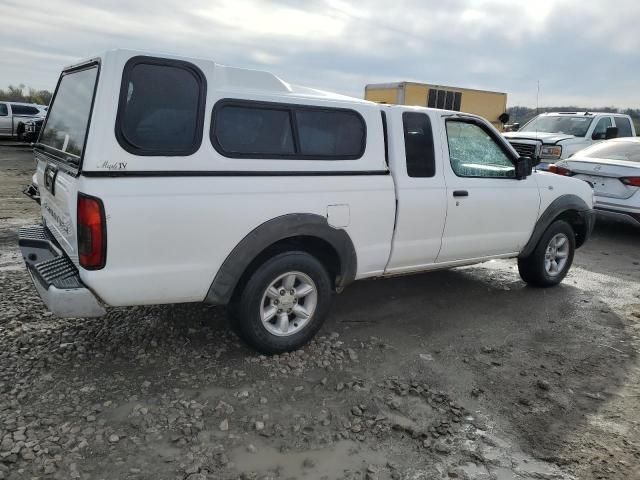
[260,271,318,337]
[544,233,570,276]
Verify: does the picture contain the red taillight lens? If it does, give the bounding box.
[77,193,106,270]
[620,177,640,187]
[548,164,573,176]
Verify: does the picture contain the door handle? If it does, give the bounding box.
[453,190,469,197]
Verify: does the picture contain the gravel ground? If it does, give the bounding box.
[0,145,639,480]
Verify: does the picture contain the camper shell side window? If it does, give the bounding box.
[210,99,367,160]
[115,56,207,156]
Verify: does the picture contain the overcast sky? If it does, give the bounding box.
[2,0,639,108]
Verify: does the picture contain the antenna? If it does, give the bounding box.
[536,80,540,115]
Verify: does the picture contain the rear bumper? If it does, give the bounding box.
[18,225,106,317]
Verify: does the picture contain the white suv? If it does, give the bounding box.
[19,50,595,353]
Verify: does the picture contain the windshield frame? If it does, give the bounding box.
[520,115,594,137]
[35,59,101,175]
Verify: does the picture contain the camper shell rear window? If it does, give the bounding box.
[37,62,99,168]
[115,56,207,156]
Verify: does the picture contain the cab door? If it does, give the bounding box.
[385,110,447,273]
[436,117,540,263]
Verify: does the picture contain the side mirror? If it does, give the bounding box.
[515,156,533,180]
[605,126,618,140]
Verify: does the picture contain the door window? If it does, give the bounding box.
[592,117,612,139]
[446,121,515,178]
[614,117,633,137]
[10,104,40,115]
[0,104,7,116]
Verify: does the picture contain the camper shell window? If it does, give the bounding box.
[116,56,207,156]
[211,99,366,160]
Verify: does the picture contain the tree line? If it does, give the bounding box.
[0,85,52,106]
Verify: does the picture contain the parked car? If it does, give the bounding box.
[503,112,636,170]
[0,102,47,140]
[22,117,44,143]
[549,137,640,227]
[18,50,595,353]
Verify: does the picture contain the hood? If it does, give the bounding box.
[503,131,576,144]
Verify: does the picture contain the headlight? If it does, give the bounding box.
[540,145,562,159]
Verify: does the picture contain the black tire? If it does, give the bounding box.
[518,220,575,287]
[16,123,25,142]
[231,251,332,354]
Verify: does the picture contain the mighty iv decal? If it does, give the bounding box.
[98,161,128,170]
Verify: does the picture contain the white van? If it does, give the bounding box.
[19,50,595,353]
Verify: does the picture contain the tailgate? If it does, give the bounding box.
[36,157,80,263]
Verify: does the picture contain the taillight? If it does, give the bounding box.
[77,193,106,270]
[547,164,573,176]
[620,177,640,187]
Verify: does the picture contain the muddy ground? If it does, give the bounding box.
[0,144,639,480]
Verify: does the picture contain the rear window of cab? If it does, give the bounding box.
[115,56,366,160]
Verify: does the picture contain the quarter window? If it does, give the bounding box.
[403,112,435,177]
[446,121,515,178]
[211,100,366,159]
[614,117,633,138]
[116,57,206,155]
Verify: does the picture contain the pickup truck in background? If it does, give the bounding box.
[0,101,47,140]
[18,50,596,354]
[504,112,636,170]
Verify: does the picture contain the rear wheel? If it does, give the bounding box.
[231,251,332,354]
[518,220,575,287]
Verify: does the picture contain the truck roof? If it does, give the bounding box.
[538,111,630,117]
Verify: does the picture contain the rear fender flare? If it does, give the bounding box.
[205,213,357,305]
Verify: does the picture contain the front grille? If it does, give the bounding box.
[509,142,537,158]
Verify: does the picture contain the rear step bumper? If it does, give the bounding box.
[18,225,107,318]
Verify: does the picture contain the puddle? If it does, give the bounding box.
[230,440,385,478]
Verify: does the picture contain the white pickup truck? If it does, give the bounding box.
[0,101,47,140]
[504,111,636,170]
[19,50,595,353]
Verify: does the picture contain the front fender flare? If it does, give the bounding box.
[205,213,357,305]
[519,194,592,258]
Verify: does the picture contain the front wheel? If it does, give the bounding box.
[518,220,575,287]
[232,251,332,354]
